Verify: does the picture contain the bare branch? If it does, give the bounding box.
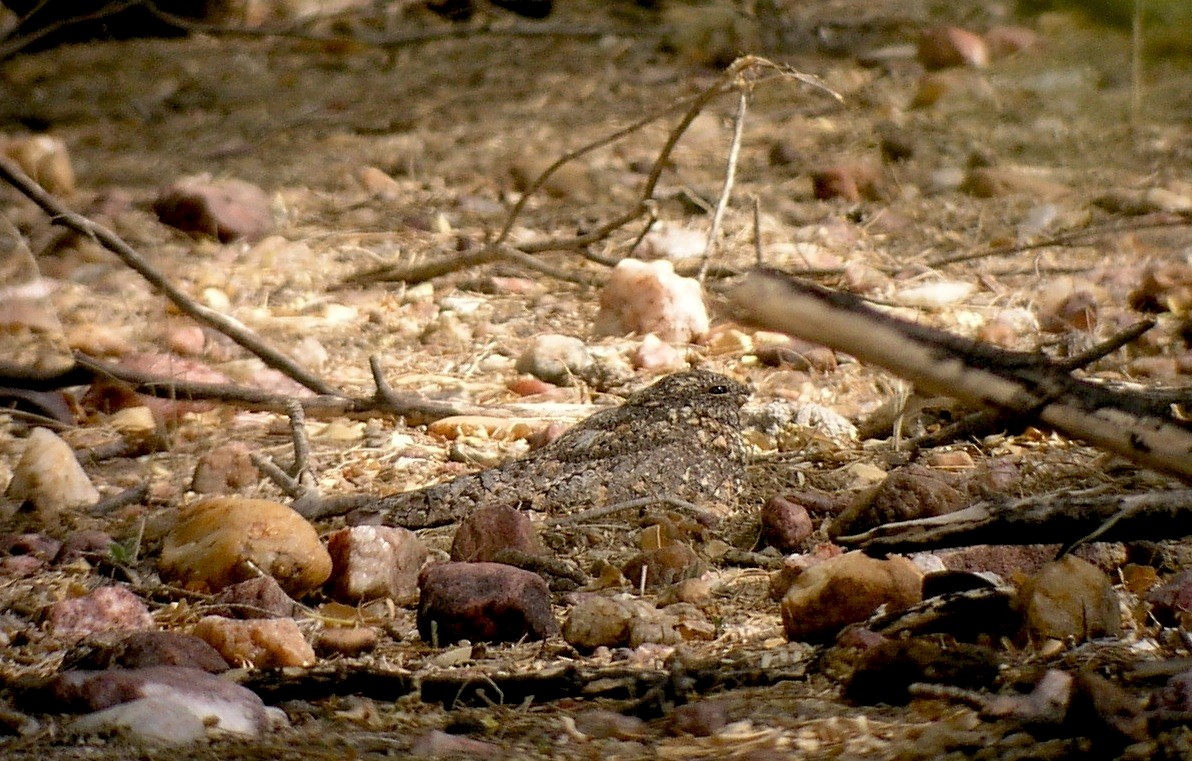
[0,156,340,396]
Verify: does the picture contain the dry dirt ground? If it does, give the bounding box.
[1,1,1191,759]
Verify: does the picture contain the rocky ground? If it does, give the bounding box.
[1,1,1191,759]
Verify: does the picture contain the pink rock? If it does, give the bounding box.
[165,325,206,356]
[0,533,62,561]
[1,555,44,577]
[417,562,557,645]
[984,25,1042,60]
[632,333,687,372]
[153,175,273,242]
[936,545,1056,579]
[761,495,815,553]
[326,525,428,605]
[594,259,709,344]
[450,504,545,563]
[191,442,259,494]
[410,729,501,758]
[918,26,989,69]
[193,615,316,668]
[44,586,154,641]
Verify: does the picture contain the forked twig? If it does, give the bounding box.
[341,56,841,287]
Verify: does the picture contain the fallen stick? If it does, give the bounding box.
[836,489,1192,554]
[0,155,339,397]
[728,269,1192,483]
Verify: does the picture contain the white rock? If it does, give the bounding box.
[6,428,99,520]
[891,280,976,308]
[638,224,707,261]
[632,333,687,372]
[594,259,709,343]
[72,695,208,744]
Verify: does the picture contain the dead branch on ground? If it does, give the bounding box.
[71,352,488,425]
[926,215,1191,269]
[0,155,338,396]
[729,269,1192,483]
[898,318,1159,453]
[837,489,1192,554]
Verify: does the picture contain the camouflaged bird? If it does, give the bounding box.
[348,369,750,528]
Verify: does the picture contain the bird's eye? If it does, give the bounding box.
[708,384,729,395]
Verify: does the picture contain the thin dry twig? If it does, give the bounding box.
[0,156,340,397]
[698,87,749,283]
[926,216,1191,269]
[0,0,143,59]
[340,56,840,288]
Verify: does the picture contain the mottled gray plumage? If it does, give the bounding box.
[348,369,749,528]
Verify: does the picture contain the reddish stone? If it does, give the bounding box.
[208,576,299,619]
[417,562,557,645]
[761,496,815,553]
[918,26,989,70]
[620,543,704,591]
[450,504,545,563]
[54,531,115,565]
[0,533,62,561]
[153,176,273,242]
[72,631,229,673]
[191,442,259,494]
[315,627,379,657]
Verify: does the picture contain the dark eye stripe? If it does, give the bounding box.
[709,384,729,394]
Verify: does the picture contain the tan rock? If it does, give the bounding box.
[1016,555,1121,643]
[193,615,316,668]
[159,498,331,596]
[962,166,1070,200]
[3,134,75,195]
[6,427,99,521]
[781,551,922,641]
